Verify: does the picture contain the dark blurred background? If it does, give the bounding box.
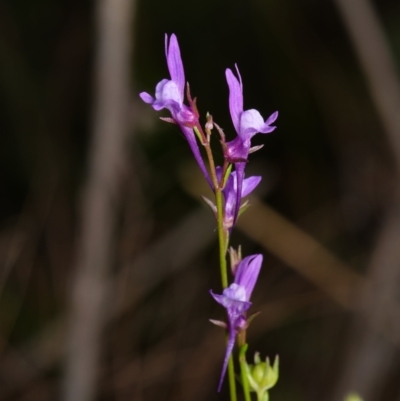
[1,0,400,400]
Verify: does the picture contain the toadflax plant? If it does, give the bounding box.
[140,33,279,401]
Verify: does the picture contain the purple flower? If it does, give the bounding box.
[225,66,278,162]
[204,169,261,230]
[210,254,263,391]
[222,170,261,230]
[140,34,211,186]
[224,65,278,224]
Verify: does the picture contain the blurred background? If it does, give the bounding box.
[1,0,400,400]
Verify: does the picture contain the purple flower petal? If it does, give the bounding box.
[225,136,249,163]
[223,283,246,302]
[222,171,261,229]
[139,35,188,121]
[225,67,243,134]
[228,171,261,198]
[265,110,279,125]
[155,80,181,104]
[210,287,251,313]
[165,34,185,96]
[179,125,212,187]
[234,254,263,301]
[240,109,278,139]
[152,80,182,111]
[217,330,236,392]
[233,162,245,225]
[241,175,262,197]
[139,92,154,104]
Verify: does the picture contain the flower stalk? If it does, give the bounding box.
[215,188,229,288]
[215,184,236,400]
[140,33,278,400]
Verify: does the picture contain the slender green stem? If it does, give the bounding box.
[239,344,252,401]
[257,391,268,401]
[194,125,219,189]
[204,143,219,188]
[215,188,228,288]
[227,356,237,401]
[219,159,230,187]
[198,122,237,401]
[216,185,236,401]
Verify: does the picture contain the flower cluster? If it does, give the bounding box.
[140,34,277,227]
[140,33,278,397]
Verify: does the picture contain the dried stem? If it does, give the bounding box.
[62,0,135,400]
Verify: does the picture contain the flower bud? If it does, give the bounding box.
[245,353,279,401]
[205,112,214,133]
[229,246,242,275]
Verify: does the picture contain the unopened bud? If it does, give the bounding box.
[205,112,214,133]
[245,353,279,401]
[229,246,242,275]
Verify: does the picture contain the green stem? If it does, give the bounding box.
[198,122,237,401]
[216,186,236,401]
[194,125,219,189]
[239,344,252,401]
[215,188,228,288]
[227,356,237,401]
[257,391,268,401]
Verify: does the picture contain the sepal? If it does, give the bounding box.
[229,246,242,275]
[214,121,226,143]
[193,126,204,144]
[160,117,176,124]
[249,144,264,154]
[209,319,227,329]
[201,196,217,215]
[205,112,214,133]
[246,311,261,327]
[222,164,233,188]
[238,200,250,217]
